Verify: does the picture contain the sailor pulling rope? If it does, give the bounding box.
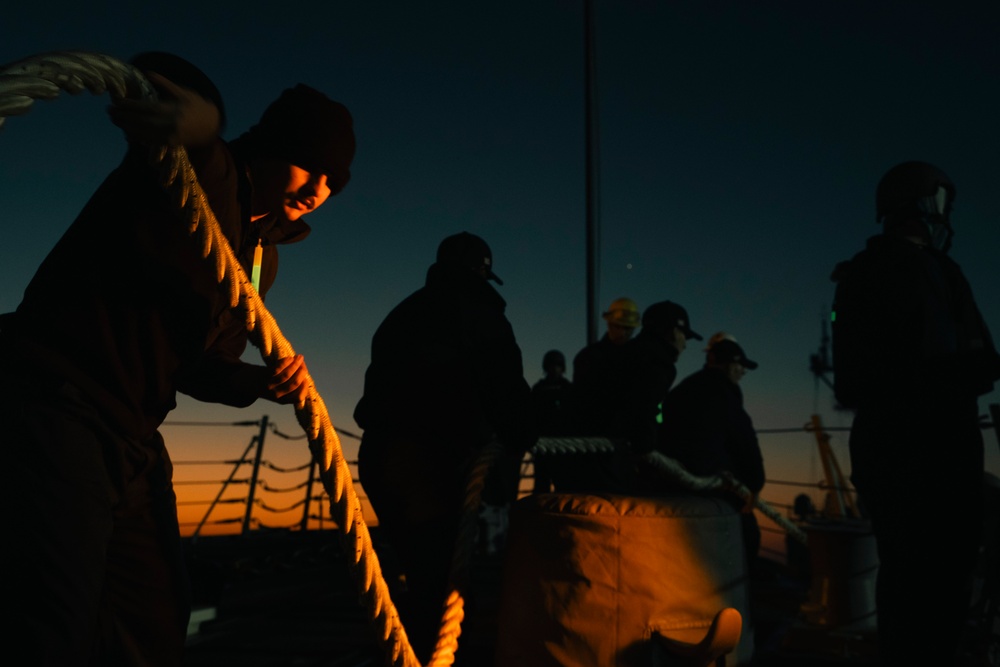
[0,50,492,667]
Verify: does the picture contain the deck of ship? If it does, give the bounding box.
[180,528,881,667]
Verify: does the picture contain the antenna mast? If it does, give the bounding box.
[584,0,601,345]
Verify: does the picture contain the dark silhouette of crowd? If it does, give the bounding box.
[354,161,998,667]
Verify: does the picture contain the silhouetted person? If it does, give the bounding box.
[0,52,355,666]
[557,300,700,494]
[655,338,765,563]
[354,232,532,664]
[617,300,702,454]
[832,160,1000,666]
[572,296,640,384]
[786,494,817,584]
[529,349,573,493]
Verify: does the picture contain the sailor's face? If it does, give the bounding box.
[607,323,635,344]
[671,327,687,354]
[726,362,747,384]
[281,164,331,221]
[253,159,331,222]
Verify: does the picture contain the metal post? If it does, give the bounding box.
[300,456,318,531]
[810,414,859,519]
[584,0,601,346]
[192,434,258,540]
[241,415,268,535]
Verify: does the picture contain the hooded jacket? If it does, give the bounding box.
[2,138,308,439]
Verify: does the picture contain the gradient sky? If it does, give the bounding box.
[2,1,998,534]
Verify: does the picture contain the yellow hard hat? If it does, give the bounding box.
[603,297,640,328]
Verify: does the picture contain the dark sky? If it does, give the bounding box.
[2,1,998,488]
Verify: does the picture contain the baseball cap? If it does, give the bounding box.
[704,331,737,353]
[436,232,503,285]
[709,339,758,369]
[641,301,702,340]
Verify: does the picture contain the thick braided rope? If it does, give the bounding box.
[534,437,808,545]
[0,51,156,124]
[0,51,486,667]
[533,436,618,455]
[427,439,505,667]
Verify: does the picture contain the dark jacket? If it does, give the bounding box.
[621,331,680,453]
[530,375,573,437]
[549,330,678,494]
[832,234,999,413]
[572,334,621,385]
[658,366,765,494]
[570,335,628,435]
[571,329,678,451]
[832,234,999,489]
[353,261,532,458]
[2,139,308,439]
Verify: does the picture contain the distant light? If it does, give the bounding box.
[626,263,633,270]
[830,311,837,322]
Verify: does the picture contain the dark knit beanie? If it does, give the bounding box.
[236,84,356,195]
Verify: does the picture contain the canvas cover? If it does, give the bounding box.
[495,493,754,666]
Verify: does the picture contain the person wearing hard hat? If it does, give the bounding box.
[704,331,737,352]
[603,297,642,343]
[572,297,640,385]
[831,161,1000,666]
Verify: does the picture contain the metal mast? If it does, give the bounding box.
[584,0,601,345]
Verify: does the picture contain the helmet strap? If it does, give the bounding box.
[916,185,953,253]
